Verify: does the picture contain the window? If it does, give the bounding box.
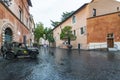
[72,15,76,23]
[26,18,29,27]
[54,37,56,41]
[80,27,85,35]
[107,33,114,38]
[73,30,76,35]
[117,7,119,11]
[19,9,22,20]
[93,8,96,17]
[23,35,26,44]
[19,7,23,21]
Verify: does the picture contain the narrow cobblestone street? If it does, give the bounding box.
[0,47,120,80]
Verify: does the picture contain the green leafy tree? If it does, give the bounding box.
[47,28,55,43]
[50,11,74,27]
[34,22,44,43]
[60,26,76,45]
[50,20,60,27]
[61,11,74,21]
[43,27,48,40]
[44,28,54,45]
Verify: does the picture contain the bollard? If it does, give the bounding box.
[78,43,80,50]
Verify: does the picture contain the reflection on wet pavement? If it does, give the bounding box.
[53,48,120,80]
[0,47,120,80]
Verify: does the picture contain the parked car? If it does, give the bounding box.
[1,42,39,59]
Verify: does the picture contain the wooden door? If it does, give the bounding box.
[107,38,114,48]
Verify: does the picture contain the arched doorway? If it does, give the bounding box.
[4,28,13,42]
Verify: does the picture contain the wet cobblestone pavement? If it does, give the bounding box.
[0,47,120,80]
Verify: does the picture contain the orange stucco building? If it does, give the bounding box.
[87,12,120,50]
[0,0,34,47]
[53,0,120,50]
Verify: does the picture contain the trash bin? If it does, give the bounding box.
[78,44,80,49]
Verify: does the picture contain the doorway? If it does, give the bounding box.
[107,33,114,48]
[5,28,13,42]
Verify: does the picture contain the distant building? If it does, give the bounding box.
[52,0,120,50]
[39,38,49,46]
[0,0,35,47]
[29,15,35,46]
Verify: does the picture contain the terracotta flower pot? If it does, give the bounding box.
[67,44,72,49]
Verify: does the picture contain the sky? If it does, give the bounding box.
[30,0,120,28]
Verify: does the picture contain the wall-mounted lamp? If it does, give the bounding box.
[18,31,21,36]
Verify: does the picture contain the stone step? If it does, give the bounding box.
[108,48,118,51]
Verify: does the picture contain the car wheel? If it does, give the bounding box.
[5,52,15,60]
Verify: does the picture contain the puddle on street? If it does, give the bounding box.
[0,47,120,80]
[53,48,120,80]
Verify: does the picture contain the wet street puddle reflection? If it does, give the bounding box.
[52,48,120,80]
[0,47,120,80]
